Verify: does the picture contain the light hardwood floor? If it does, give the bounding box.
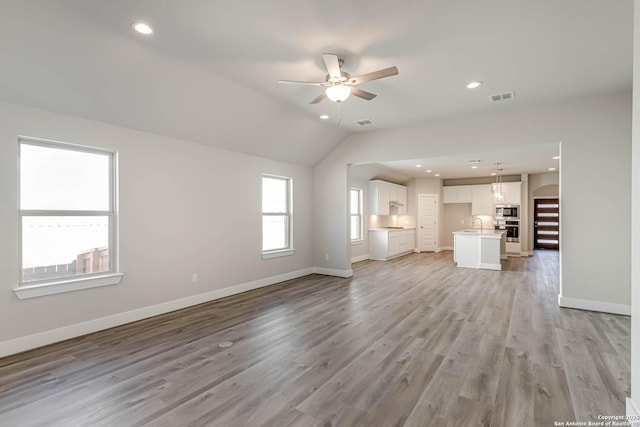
[0,251,630,426]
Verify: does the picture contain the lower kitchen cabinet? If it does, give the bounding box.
[369,229,416,261]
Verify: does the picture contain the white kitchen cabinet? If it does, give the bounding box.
[396,186,407,215]
[471,184,493,216]
[493,182,522,205]
[369,180,389,215]
[442,185,472,203]
[369,229,416,260]
[369,180,407,215]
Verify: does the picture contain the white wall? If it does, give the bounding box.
[0,101,314,351]
[629,0,640,415]
[441,204,473,248]
[313,89,632,312]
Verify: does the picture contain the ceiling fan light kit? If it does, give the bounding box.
[326,84,351,102]
[279,53,398,104]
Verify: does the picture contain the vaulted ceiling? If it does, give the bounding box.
[0,0,632,166]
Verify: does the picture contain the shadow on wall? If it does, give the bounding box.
[533,184,559,198]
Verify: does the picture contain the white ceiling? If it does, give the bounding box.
[375,142,561,180]
[0,0,633,166]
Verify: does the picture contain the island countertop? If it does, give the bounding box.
[452,229,506,239]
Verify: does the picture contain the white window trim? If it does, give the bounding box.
[261,248,296,260]
[13,273,123,300]
[262,174,293,256]
[350,188,364,242]
[17,136,121,297]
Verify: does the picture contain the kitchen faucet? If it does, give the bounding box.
[472,216,483,233]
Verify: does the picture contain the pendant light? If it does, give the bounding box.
[493,162,504,201]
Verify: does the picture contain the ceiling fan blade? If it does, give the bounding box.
[322,53,342,80]
[278,80,325,86]
[351,87,377,101]
[349,66,399,85]
[309,92,327,104]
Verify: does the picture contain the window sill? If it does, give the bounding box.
[351,239,365,246]
[262,248,295,260]
[14,273,124,300]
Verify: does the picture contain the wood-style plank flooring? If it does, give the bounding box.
[0,251,630,426]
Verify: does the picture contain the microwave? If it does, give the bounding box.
[495,205,519,219]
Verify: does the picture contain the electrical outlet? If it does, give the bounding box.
[191,273,198,284]
[324,253,329,261]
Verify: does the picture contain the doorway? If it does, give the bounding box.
[417,194,438,252]
[534,198,560,250]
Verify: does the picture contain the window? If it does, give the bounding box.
[16,137,121,299]
[262,175,293,257]
[350,188,363,241]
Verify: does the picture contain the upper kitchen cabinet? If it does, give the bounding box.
[471,184,493,215]
[442,185,472,204]
[369,180,407,215]
[493,182,522,205]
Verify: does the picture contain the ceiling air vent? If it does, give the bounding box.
[489,90,516,102]
[356,119,374,126]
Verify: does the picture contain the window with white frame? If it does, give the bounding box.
[19,137,119,290]
[350,188,363,241]
[262,175,293,255]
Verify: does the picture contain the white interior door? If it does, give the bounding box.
[418,194,438,252]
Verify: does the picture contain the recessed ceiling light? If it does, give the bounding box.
[552,156,560,160]
[435,173,440,177]
[415,164,422,168]
[548,167,556,171]
[466,81,483,89]
[471,166,478,169]
[319,114,329,120]
[132,22,154,35]
[426,170,432,173]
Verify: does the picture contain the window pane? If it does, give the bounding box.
[262,215,288,251]
[22,216,110,282]
[350,189,360,214]
[21,143,110,211]
[262,177,288,213]
[537,239,559,244]
[351,215,361,240]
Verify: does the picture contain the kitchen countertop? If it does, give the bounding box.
[453,229,506,239]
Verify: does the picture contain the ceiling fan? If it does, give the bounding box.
[279,53,399,104]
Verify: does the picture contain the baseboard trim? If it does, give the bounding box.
[627,398,640,418]
[313,267,353,278]
[351,254,370,263]
[478,262,502,271]
[438,246,453,252]
[558,295,631,316]
[0,267,314,358]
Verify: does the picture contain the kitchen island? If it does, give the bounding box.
[453,229,506,270]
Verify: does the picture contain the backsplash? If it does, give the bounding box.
[369,215,416,229]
